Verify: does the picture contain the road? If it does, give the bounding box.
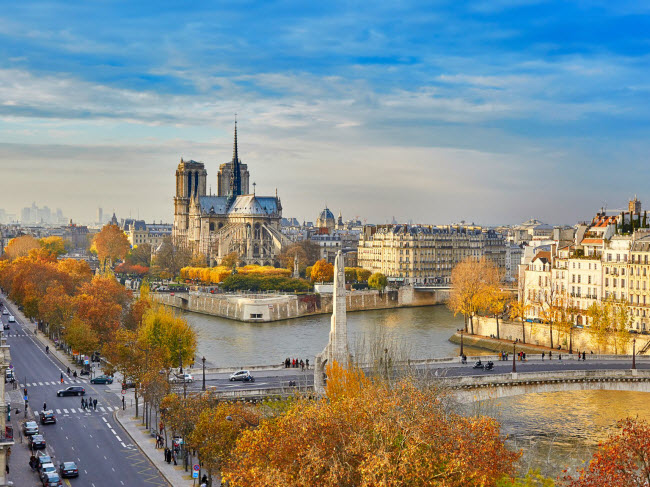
[1,296,169,487]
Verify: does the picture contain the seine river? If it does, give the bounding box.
[184,305,647,475]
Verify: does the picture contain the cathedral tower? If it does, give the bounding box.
[173,158,207,245]
[217,123,249,197]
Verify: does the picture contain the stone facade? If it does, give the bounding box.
[172,124,287,265]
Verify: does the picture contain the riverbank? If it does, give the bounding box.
[152,286,450,322]
[450,332,566,355]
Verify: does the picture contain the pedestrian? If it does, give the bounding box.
[583,351,586,361]
[559,353,562,361]
[43,402,46,411]
[164,448,170,463]
[549,351,552,360]
[67,367,71,375]
[305,358,309,369]
[88,396,92,409]
[81,398,85,409]
[60,376,64,384]
[173,450,177,465]
[542,352,545,360]
[93,398,97,410]
[300,360,304,371]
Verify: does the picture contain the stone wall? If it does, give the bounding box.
[469,316,650,355]
[152,286,449,322]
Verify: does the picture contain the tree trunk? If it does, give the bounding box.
[569,329,573,354]
[464,314,468,333]
[469,315,474,335]
[135,390,139,418]
[495,315,500,339]
[550,323,554,349]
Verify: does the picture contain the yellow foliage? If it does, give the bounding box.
[180,264,289,284]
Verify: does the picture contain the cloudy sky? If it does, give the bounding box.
[1,1,649,225]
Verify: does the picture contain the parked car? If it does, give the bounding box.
[90,375,113,384]
[2,323,8,330]
[41,472,63,487]
[36,454,52,472]
[56,386,85,397]
[122,380,136,390]
[5,369,14,383]
[229,370,254,382]
[22,421,39,436]
[40,463,57,481]
[40,410,56,424]
[170,373,194,384]
[29,434,46,449]
[59,461,79,478]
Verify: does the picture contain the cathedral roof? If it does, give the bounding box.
[318,208,335,221]
[198,195,279,217]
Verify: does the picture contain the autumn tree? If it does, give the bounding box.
[4,235,39,260]
[189,252,208,268]
[151,236,192,279]
[64,317,100,357]
[563,418,650,486]
[220,251,239,269]
[483,285,509,339]
[587,300,613,353]
[74,276,131,342]
[449,257,499,334]
[368,272,388,292]
[509,300,531,344]
[356,268,371,282]
[91,224,131,270]
[126,243,152,267]
[38,236,68,259]
[278,241,320,273]
[310,259,334,283]
[223,362,519,486]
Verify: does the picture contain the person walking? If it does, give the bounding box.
[42,402,46,411]
[542,352,545,360]
[81,397,85,409]
[93,398,97,410]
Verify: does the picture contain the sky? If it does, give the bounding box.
[1,1,650,226]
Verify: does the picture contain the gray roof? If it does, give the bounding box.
[198,195,279,217]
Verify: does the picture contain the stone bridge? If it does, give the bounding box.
[446,368,650,403]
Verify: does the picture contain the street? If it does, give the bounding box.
[1,296,169,487]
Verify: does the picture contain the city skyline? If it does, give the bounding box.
[2,2,649,224]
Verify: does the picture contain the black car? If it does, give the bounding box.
[90,375,113,384]
[40,410,56,424]
[56,386,85,397]
[29,434,46,449]
[2,323,8,330]
[59,461,79,478]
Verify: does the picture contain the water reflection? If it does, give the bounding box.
[479,391,650,475]
[184,305,477,367]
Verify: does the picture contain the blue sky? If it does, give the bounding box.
[1,1,650,224]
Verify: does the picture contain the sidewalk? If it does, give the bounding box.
[115,405,217,486]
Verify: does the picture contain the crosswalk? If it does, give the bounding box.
[56,406,120,414]
[2,333,29,337]
[20,380,85,387]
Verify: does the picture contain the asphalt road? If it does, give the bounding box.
[1,296,169,487]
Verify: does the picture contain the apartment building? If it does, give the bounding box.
[629,236,650,331]
[357,224,506,285]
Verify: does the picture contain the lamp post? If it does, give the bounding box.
[459,329,464,357]
[633,338,637,370]
[201,356,206,392]
[512,341,517,373]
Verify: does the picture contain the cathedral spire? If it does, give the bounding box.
[230,118,242,199]
[232,117,238,164]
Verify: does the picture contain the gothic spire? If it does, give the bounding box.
[232,118,238,164]
[229,118,242,199]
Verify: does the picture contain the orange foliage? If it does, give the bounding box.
[4,235,39,260]
[180,264,289,284]
[91,224,131,266]
[310,259,334,282]
[115,263,149,275]
[223,363,519,487]
[74,276,131,341]
[563,418,650,487]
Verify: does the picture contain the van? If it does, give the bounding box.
[8,316,15,323]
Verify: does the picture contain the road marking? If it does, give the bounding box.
[116,435,122,441]
[63,409,68,414]
[38,381,43,385]
[102,417,108,423]
[56,409,61,414]
[100,407,106,412]
[121,442,127,448]
[70,408,76,413]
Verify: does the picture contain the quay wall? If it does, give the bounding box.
[458,317,650,355]
[152,287,449,322]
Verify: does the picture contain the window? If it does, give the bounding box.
[588,276,592,284]
[605,278,609,286]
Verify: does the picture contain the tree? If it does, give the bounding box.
[126,243,152,267]
[278,241,320,273]
[189,252,208,268]
[38,236,68,258]
[223,362,519,486]
[310,259,334,283]
[563,418,650,486]
[38,286,75,339]
[368,272,388,292]
[220,251,239,269]
[587,301,611,354]
[91,224,131,270]
[449,258,499,334]
[64,317,100,357]
[152,236,192,279]
[344,267,357,283]
[4,235,39,260]
[74,276,131,341]
[356,268,371,282]
[553,293,577,353]
[484,286,509,339]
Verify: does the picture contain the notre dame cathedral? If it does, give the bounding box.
[172,123,287,266]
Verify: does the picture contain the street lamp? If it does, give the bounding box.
[512,341,517,373]
[202,356,206,392]
[459,329,464,357]
[633,338,637,370]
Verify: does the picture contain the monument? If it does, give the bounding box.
[314,250,350,393]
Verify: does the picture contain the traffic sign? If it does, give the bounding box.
[192,471,198,479]
[121,390,126,395]
[193,465,200,471]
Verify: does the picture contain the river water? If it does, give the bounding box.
[184,305,646,475]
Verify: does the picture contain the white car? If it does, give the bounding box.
[170,373,194,384]
[1,310,7,315]
[8,316,15,323]
[229,370,255,382]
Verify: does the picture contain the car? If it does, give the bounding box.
[22,420,39,436]
[7,315,15,323]
[40,463,57,481]
[90,375,113,384]
[42,472,63,487]
[2,323,8,330]
[59,461,79,478]
[229,370,252,382]
[56,386,85,397]
[122,380,136,390]
[29,434,46,449]
[36,454,52,472]
[40,410,56,424]
[5,369,14,383]
[170,373,194,384]
[1,309,7,315]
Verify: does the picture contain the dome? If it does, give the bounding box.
[316,207,336,231]
[319,208,335,221]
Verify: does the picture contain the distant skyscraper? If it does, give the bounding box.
[97,207,103,225]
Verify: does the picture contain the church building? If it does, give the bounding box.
[172,123,287,266]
